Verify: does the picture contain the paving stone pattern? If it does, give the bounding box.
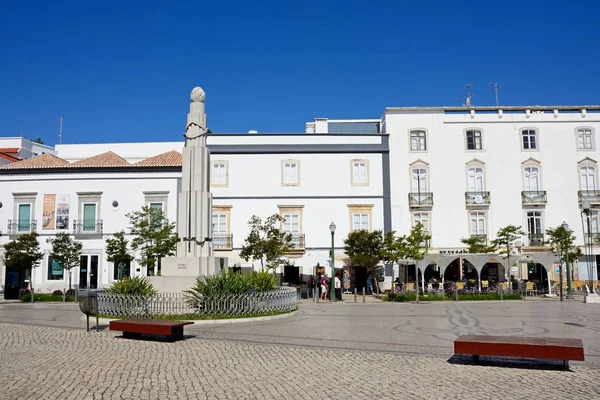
[1,322,599,400]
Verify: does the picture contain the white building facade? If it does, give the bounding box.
[2,102,600,295]
[0,133,388,292]
[381,106,600,283]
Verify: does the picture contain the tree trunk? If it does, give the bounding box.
[374,277,381,295]
[68,270,72,291]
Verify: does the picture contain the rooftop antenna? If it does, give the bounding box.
[489,81,502,106]
[58,116,63,144]
[462,82,474,107]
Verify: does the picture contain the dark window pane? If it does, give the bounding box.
[47,255,64,280]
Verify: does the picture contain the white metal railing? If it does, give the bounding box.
[96,287,298,318]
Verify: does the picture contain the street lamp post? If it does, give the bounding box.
[329,222,336,302]
[562,221,573,300]
[581,200,595,294]
[557,244,564,302]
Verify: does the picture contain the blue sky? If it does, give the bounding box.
[1,1,599,145]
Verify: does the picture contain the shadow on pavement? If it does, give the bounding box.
[447,354,572,371]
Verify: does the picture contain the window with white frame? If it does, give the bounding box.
[523,166,541,191]
[351,160,369,185]
[470,212,486,236]
[526,211,543,235]
[466,130,482,150]
[352,213,369,231]
[577,128,594,150]
[410,130,427,151]
[579,165,597,192]
[466,166,484,192]
[584,211,600,234]
[526,210,544,246]
[212,206,232,249]
[212,162,228,186]
[282,160,299,186]
[282,213,300,237]
[212,213,227,235]
[212,213,228,248]
[411,167,428,193]
[413,212,430,232]
[522,129,538,150]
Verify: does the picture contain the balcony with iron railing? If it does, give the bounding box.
[7,219,37,235]
[465,191,491,206]
[408,192,433,207]
[213,234,233,250]
[583,232,600,245]
[522,191,547,205]
[286,233,306,252]
[579,190,600,206]
[470,234,488,242]
[73,219,103,235]
[527,233,545,247]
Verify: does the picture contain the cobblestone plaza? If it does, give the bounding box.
[1,299,600,399]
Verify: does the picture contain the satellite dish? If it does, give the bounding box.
[474,195,483,204]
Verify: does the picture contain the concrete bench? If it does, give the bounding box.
[454,335,584,370]
[110,318,193,342]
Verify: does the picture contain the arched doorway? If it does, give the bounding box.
[423,264,441,283]
[526,262,549,294]
[444,259,461,282]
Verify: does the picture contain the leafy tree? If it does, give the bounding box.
[545,225,576,259]
[50,232,83,290]
[2,232,43,300]
[106,230,133,280]
[381,231,407,265]
[490,225,525,282]
[239,214,293,272]
[460,236,496,253]
[127,206,178,276]
[404,223,432,301]
[344,230,385,293]
[404,223,431,262]
[546,224,580,293]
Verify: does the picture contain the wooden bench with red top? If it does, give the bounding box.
[109,318,193,342]
[454,335,584,369]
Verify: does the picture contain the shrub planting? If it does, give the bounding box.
[384,292,522,302]
[20,293,75,302]
[105,276,157,297]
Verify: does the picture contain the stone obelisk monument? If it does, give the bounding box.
[154,87,227,293]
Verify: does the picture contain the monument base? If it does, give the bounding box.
[150,256,228,293]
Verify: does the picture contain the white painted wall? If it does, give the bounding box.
[0,172,180,291]
[0,137,56,159]
[384,107,600,281]
[0,136,386,290]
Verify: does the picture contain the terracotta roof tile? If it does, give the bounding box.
[0,152,20,162]
[70,151,130,167]
[135,150,182,167]
[0,148,19,154]
[0,153,70,169]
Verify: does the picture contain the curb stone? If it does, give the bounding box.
[81,310,298,326]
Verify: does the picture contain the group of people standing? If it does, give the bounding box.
[313,272,342,301]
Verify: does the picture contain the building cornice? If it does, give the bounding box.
[385,105,600,113]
